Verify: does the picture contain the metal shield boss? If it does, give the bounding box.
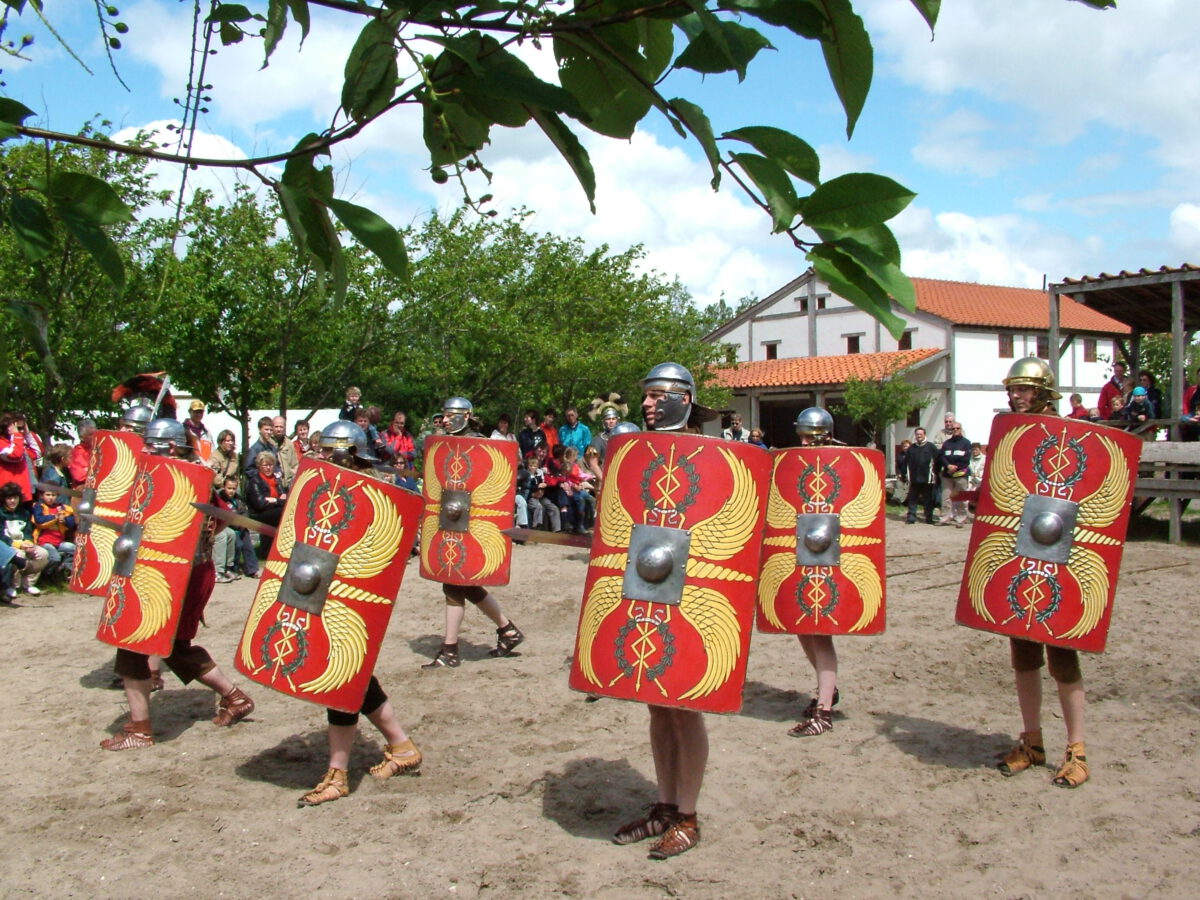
[568,432,771,714]
[418,435,518,587]
[234,459,423,713]
[756,447,887,636]
[70,430,144,596]
[95,456,211,657]
[956,414,1141,653]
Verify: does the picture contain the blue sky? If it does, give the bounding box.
[7,1,1199,307]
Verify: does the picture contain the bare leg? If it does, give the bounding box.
[327,724,356,771]
[799,634,838,708]
[364,700,409,746]
[1056,678,1086,745]
[1014,668,1042,733]
[122,677,153,721]
[443,603,466,644]
[648,706,677,805]
[196,666,235,697]
[648,706,707,814]
[474,593,510,629]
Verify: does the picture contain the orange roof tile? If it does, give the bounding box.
[912,277,1130,334]
[712,348,940,390]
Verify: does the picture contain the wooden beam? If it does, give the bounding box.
[1172,279,1185,437]
[1048,287,1061,383]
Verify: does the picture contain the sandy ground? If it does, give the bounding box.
[2,511,1197,899]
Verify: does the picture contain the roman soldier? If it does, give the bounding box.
[418,396,523,668]
[956,357,1141,788]
[570,363,770,859]
[98,419,254,750]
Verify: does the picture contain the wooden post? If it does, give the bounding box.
[1048,286,1061,383]
[1172,278,1185,440]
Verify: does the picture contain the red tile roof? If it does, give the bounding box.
[713,348,940,390]
[912,277,1130,334]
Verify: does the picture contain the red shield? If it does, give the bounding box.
[234,459,422,713]
[95,457,212,657]
[70,430,143,596]
[418,435,518,586]
[756,447,886,636]
[568,432,771,714]
[955,415,1141,653]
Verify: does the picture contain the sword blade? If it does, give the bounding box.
[35,481,83,498]
[78,512,124,532]
[371,462,416,479]
[502,527,593,549]
[192,502,279,538]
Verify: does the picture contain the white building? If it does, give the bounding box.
[704,271,1130,463]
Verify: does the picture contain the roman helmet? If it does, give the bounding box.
[610,421,641,437]
[794,407,835,441]
[640,362,719,431]
[143,418,189,456]
[120,403,155,435]
[1003,357,1061,411]
[442,396,473,435]
[319,420,372,467]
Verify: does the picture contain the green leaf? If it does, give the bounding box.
[287,0,311,39]
[555,36,653,139]
[58,211,126,289]
[717,0,827,40]
[722,125,819,186]
[906,0,941,32]
[820,0,872,138]
[674,14,773,81]
[207,4,253,24]
[831,235,915,312]
[219,20,244,45]
[731,152,799,232]
[808,243,907,338]
[826,222,901,267]
[45,172,133,225]
[1069,0,1115,8]
[802,173,915,233]
[528,109,596,213]
[472,69,586,120]
[326,197,409,282]
[422,100,491,167]
[262,0,288,62]
[341,18,398,122]
[8,194,54,262]
[0,97,35,141]
[671,98,721,189]
[2,299,59,385]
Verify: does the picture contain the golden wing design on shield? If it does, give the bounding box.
[277,467,318,558]
[839,453,882,530]
[299,599,368,694]
[765,458,797,530]
[1057,544,1109,640]
[988,424,1034,515]
[142,467,198,545]
[85,526,118,591]
[689,449,759,561]
[121,566,172,644]
[1074,434,1131,530]
[337,484,403,579]
[471,445,513,507]
[424,442,444,505]
[840,552,882,632]
[240,576,281,669]
[967,530,1017,623]
[597,440,635,549]
[419,512,440,574]
[96,437,137,504]
[756,552,794,630]
[678,584,741,700]
[575,575,624,685]
[469,518,506,578]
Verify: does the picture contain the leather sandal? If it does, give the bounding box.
[998,730,1045,776]
[612,802,679,845]
[100,719,154,751]
[788,706,833,737]
[1052,742,1089,788]
[489,621,524,657]
[212,687,254,726]
[299,768,349,806]
[801,687,839,720]
[422,645,460,668]
[369,739,422,779]
[648,813,700,860]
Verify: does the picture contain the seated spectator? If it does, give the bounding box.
[522,454,559,532]
[748,428,768,450]
[0,411,34,502]
[67,417,96,487]
[517,409,545,461]
[1066,393,1090,419]
[41,444,72,491]
[1,482,49,597]
[246,451,288,555]
[32,486,76,580]
[353,408,391,462]
[209,429,240,489]
[213,475,258,581]
[491,413,518,443]
[561,446,596,533]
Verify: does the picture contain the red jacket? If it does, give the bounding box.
[1097,378,1123,419]
[67,441,92,486]
[0,433,32,501]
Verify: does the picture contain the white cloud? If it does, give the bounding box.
[1168,203,1200,260]
[911,108,1028,177]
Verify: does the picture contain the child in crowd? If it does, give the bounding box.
[522,454,559,531]
[32,486,76,580]
[560,446,596,533]
[0,482,49,598]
